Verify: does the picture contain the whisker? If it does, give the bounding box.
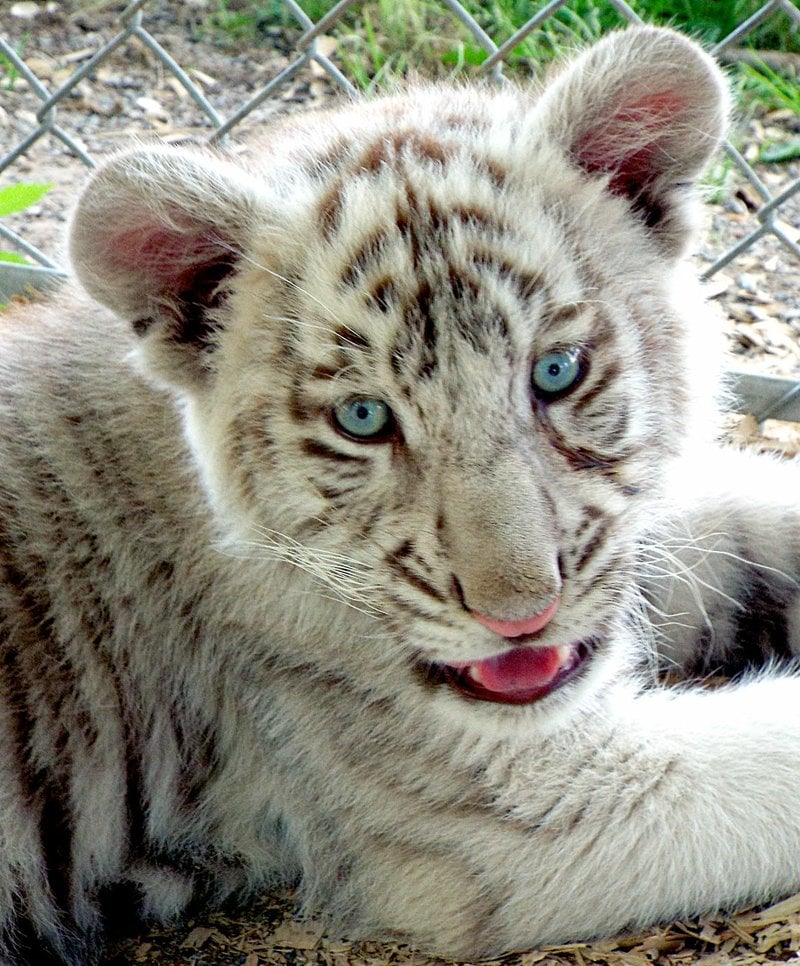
[219,524,387,618]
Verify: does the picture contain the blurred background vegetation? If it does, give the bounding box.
[205,0,800,113]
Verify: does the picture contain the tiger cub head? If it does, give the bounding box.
[70,26,727,723]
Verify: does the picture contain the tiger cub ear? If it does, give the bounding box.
[69,146,268,387]
[536,26,729,251]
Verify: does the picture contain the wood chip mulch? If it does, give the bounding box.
[107,889,800,965]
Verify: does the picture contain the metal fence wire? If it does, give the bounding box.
[1,0,800,419]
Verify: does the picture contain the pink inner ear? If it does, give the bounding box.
[108,224,227,293]
[576,91,686,188]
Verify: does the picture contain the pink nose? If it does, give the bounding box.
[472,597,560,638]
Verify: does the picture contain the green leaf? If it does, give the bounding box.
[0,183,53,217]
[0,252,28,264]
[759,140,800,164]
[441,44,487,66]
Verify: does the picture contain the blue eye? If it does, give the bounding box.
[332,398,394,440]
[531,347,584,399]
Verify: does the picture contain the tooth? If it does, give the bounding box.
[556,644,574,669]
[466,665,485,685]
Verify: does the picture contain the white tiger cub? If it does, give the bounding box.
[1,23,800,964]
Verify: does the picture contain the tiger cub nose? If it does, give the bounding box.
[472,598,560,638]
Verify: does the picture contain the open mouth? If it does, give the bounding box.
[423,638,597,705]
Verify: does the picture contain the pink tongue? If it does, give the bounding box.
[469,645,564,694]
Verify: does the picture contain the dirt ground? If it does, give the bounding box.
[2,2,800,965]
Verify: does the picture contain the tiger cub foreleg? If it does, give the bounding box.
[643,446,800,676]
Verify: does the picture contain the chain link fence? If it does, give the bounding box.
[1,0,800,419]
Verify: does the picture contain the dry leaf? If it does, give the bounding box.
[10,1,41,19]
[310,35,338,76]
[189,67,219,88]
[270,920,324,949]
[135,96,169,120]
[181,925,222,949]
[62,48,95,64]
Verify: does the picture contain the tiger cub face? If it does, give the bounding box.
[69,27,727,721]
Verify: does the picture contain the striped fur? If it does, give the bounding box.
[1,25,800,964]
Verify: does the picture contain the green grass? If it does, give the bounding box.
[738,58,800,115]
[206,0,800,113]
[210,0,800,54]
[623,0,800,50]
[736,59,800,163]
[332,0,457,90]
[702,153,738,206]
[0,35,26,91]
